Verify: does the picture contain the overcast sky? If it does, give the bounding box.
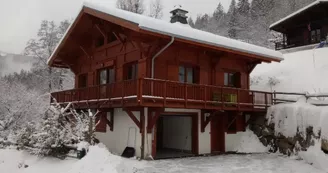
[0,0,232,54]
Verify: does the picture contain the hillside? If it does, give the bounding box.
[251,47,328,94]
[0,51,34,76]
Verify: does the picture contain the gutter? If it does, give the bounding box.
[151,36,175,78]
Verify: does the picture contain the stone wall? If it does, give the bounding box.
[248,115,328,155]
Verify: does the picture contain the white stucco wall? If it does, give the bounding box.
[225,116,248,152]
[95,108,142,157]
[199,115,211,155]
[95,107,212,159]
[162,116,192,151]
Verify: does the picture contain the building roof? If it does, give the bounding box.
[270,0,328,30]
[48,2,283,66]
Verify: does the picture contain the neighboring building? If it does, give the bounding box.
[270,0,328,50]
[48,2,282,159]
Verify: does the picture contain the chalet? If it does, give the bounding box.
[48,2,283,159]
[270,0,328,50]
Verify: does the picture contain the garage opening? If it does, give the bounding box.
[155,114,198,159]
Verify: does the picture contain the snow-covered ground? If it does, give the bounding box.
[1,144,326,173]
[252,47,328,93]
[0,147,77,173]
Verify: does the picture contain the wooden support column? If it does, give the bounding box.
[147,111,160,133]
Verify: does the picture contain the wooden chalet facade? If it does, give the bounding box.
[48,2,282,159]
[271,0,328,50]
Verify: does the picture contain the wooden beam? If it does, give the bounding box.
[106,109,114,131]
[113,32,124,43]
[201,110,213,133]
[124,108,141,129]
[135,40,148,59]
[95,24,106,38]
[147,110,160,133]
[124,108,144,133]
[80,46,91,59]
[247,61,260,74]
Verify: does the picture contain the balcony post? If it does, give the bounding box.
[237,89,240,110]
[252,91,255,111]
[163,80,167,107]
[221,87,224,110]
[204,86,207,108]
[184,83,187,108]
[138,78,143,105]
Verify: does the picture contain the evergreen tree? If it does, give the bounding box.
[188,17,195,28]
[228,0,238,39]
[213,3,225,21]
[237,0,250,16]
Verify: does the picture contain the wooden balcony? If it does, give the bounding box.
[51,78,273,112]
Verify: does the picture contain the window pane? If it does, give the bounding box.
[229,73,235,86]
[186,67,193,83]
[109,68,115,83]
[127,66,133,80]
[179,66,185,82]
[99,69,107,84]
[127,64,138,80]
[224,73,229,86]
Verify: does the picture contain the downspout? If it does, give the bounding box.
[145,36,174,159]
[151,36,175,78]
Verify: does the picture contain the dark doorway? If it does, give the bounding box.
[155,114,198,159]
[211,115,226,154]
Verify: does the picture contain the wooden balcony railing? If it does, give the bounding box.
[51,78,273,111]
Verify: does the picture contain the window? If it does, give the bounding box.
[98,67,115,85]
[126,62,138,80]
[107,32,118,44]
[95,36,105,48]
[224,72,240,87]
[78,74,88,88]
[311,29,321,43]
[179,65,199,84]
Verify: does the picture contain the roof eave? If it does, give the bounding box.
[269,0,325,30]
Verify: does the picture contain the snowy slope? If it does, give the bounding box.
[252,47,328,94]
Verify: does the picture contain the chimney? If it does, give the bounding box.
[170,6,188,24]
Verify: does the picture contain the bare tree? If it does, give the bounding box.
[148,0,163,19]
[24,20,71,92]
[116,0,145,14]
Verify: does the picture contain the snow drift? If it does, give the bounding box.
[252,47,328,94]
[65,144,145,173]
[227,129,268,153]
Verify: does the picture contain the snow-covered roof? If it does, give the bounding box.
[48,1,283,65]
[270,0,328,29]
